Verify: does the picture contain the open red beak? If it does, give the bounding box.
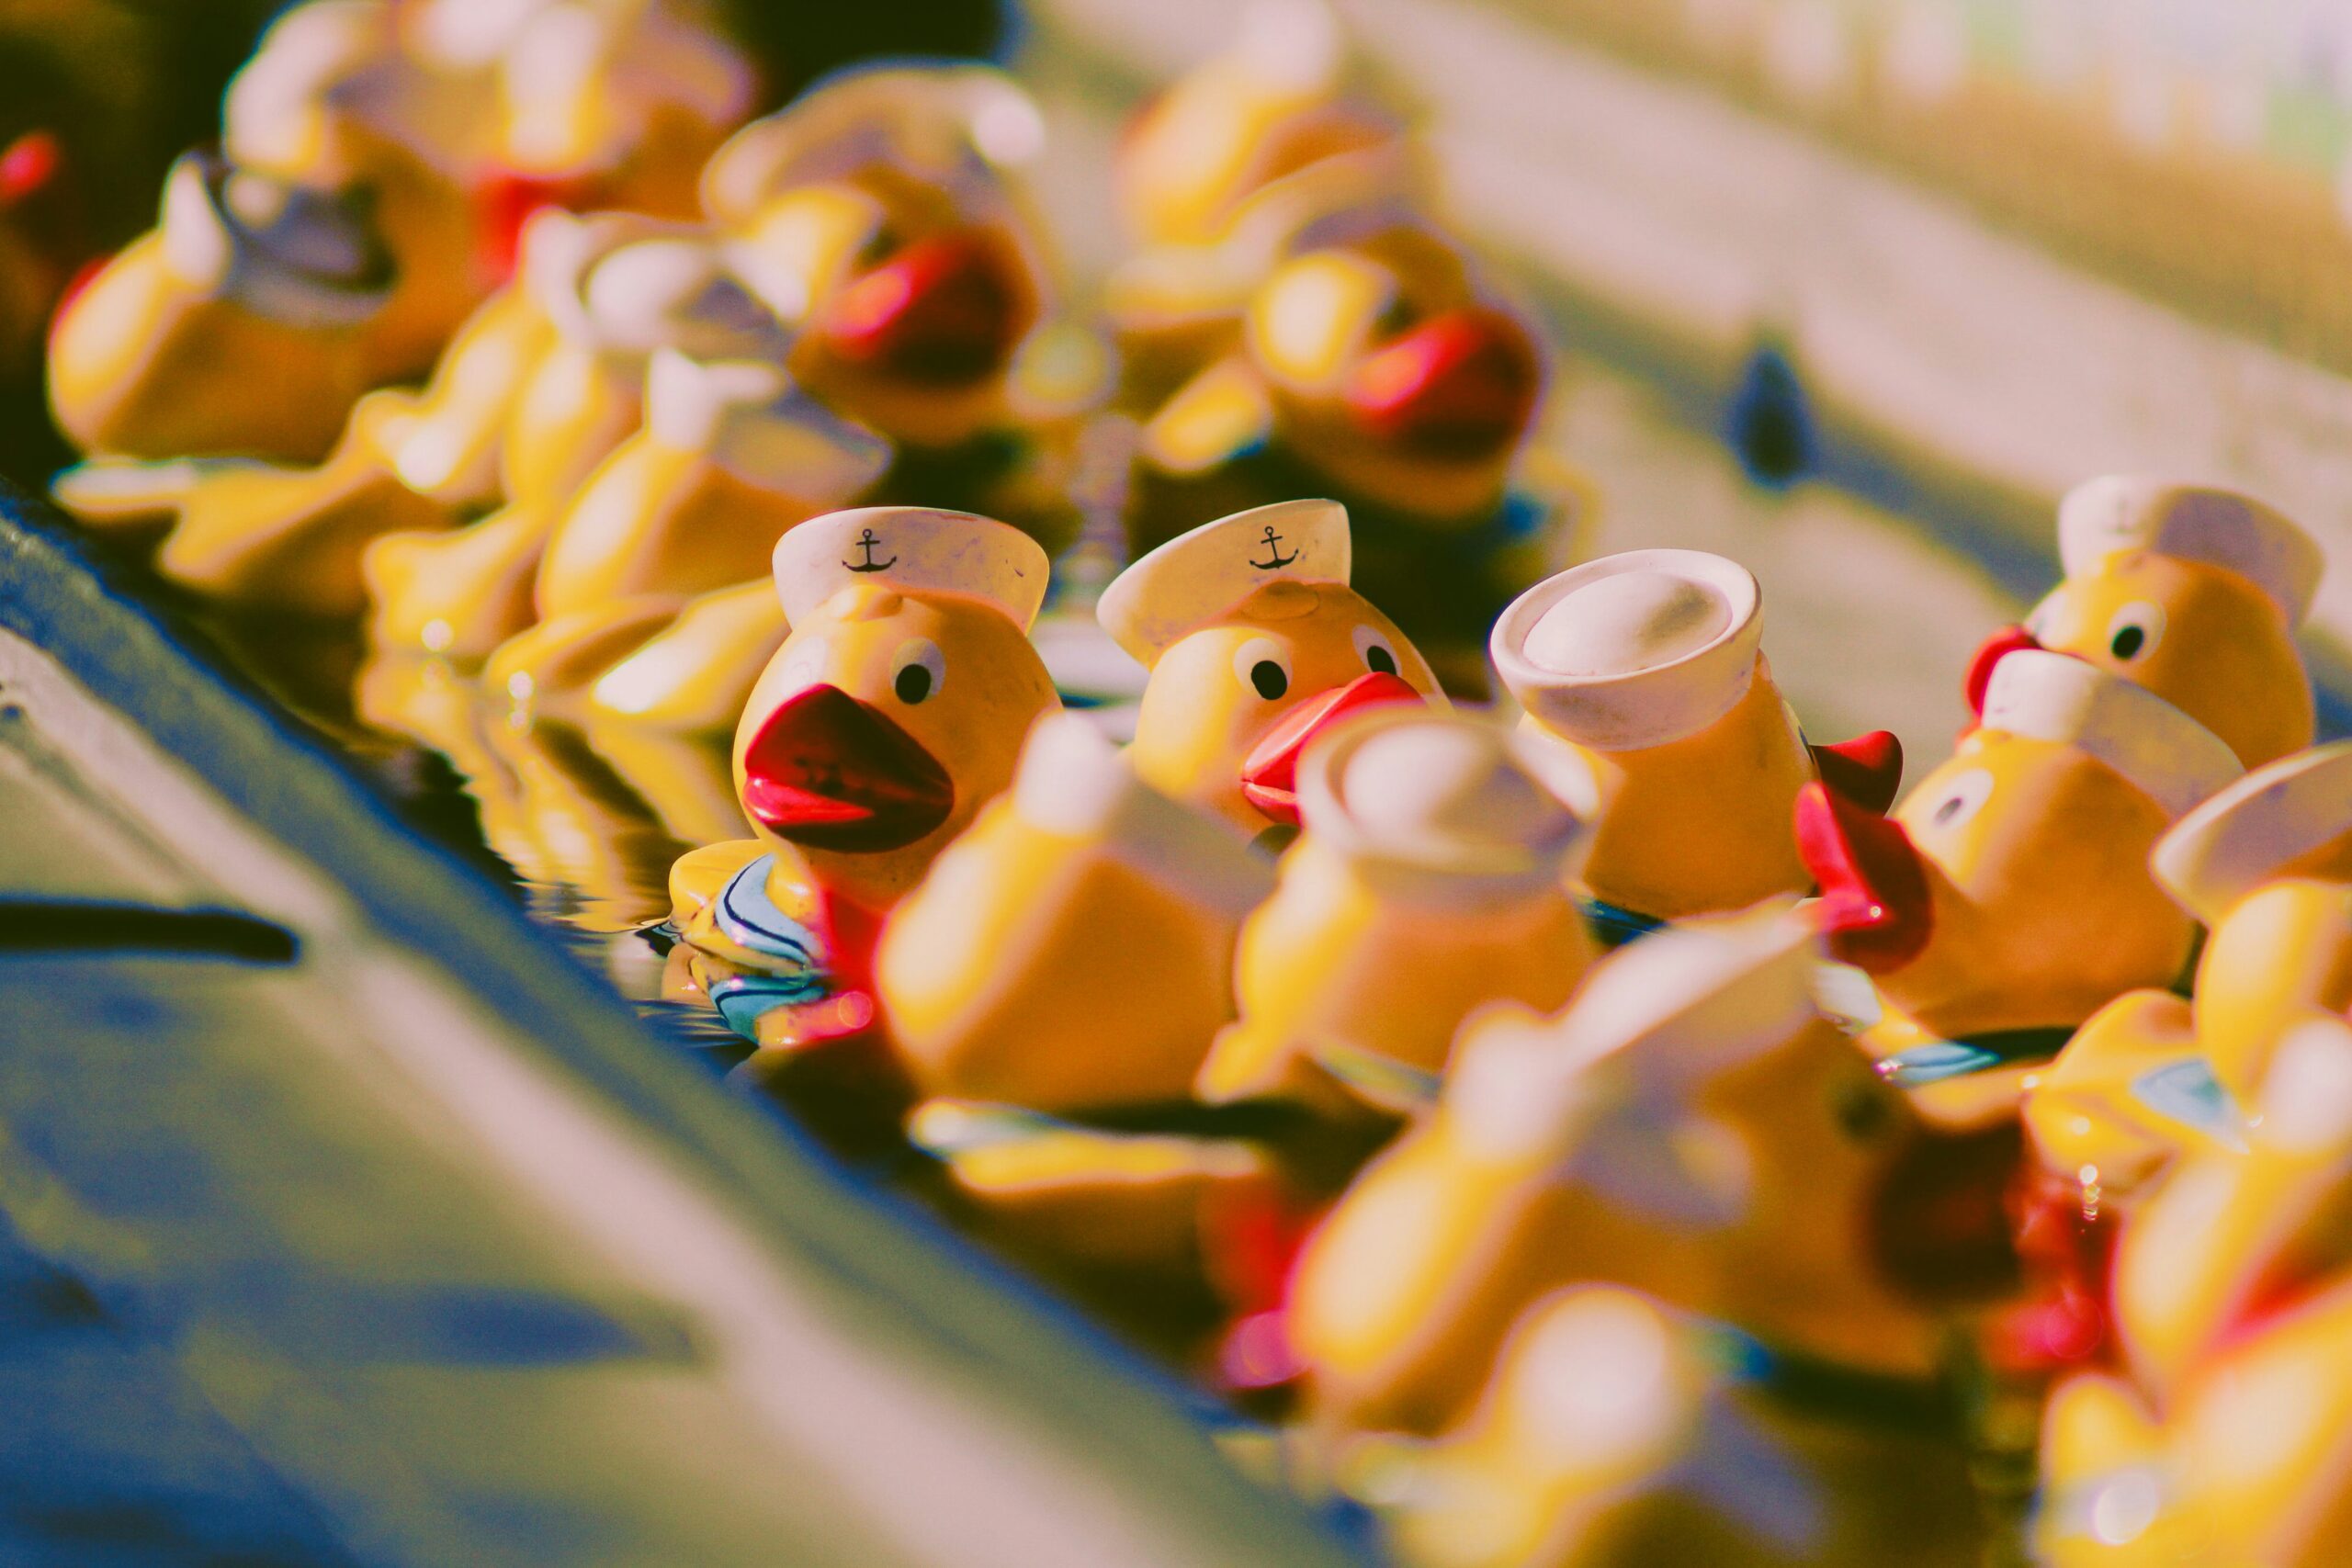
[1962,625,2041,721]
[820,230,1023,385]
[1794,781,1935,974]
[1345,307,1539,459]
[741,683,955,852]
[1239,671,1424,827]
[1810,730,1905,816]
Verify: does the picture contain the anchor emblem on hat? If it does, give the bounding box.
[844,527,898,573]
[1250,525,1298,571]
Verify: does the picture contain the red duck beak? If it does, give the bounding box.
[1239,671,1424,827]
[1810,730,1905,816]
[820,230,1023,384]
[741,683,955,852]
[0,130,62,210]
[1795,781,1935,974]
[1345,306,1539,459]
[1962,625,2041,721]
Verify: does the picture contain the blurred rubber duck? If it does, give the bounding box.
[225,0,753,339]
[1126,212,1572,691]
[1963,477,2321,770]
[364,211,787,621]
[60,213,787,623]
[701,64,1099,556]
[667,506,1059,1060]
[1492,548,1903,941]
[1113,0,1400,253]
[1796,649,2241,1134]
[2100,1014,2352,1405]
[1373,1285,1981,1568]
[2038,1017,2352,1567]
[475,346,890,721]
[1287,907,1941,1438]
[1197,705,1594,1114]
[47,153,399,463]
[2027,740,2352,1196]
[1099,499,1447,844]
[880,712,1274,1114]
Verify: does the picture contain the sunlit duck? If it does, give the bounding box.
[1962,477,2321,770]
[1099,498,1446,845]
[880,712,1275,1113]
[1197,705,1594,1113]
[1286,908,1941,1437]
[668,506,1058,1053]
[1492,548,1903,939]
[1797,649,2240,1132]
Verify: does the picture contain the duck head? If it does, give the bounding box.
[734,506,1058,909]
[1243,225,1542,521]
[1101,500,1444,840]
[1962,478,2320,769]
[1801,651,2240,1040]
[706,67,1050,450]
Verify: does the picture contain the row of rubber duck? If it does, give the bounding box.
[27,2,2352,1562]
[650,471,2336,1568]
[42,0,1573,709]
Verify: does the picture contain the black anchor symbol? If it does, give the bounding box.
[844,528,898,573]
[1249,525,1298,570]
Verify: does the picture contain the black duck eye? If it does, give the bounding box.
[1233,637,1293,702]
[1925,768,1995,832]
[1352,625,1402,677]
[890,639,944,705]
[2106,602,2164,662]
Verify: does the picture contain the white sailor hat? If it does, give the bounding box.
[1295,707,1587,894]
[2058,476,2323,628]
[1096,499,1352,665]
[2152,740,2352,925]
[1446,905,1821,1156]
[1979,649,2243,819]
[773,506,1050,631]
[1489,548,1764,751]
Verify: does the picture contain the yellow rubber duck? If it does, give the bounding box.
[1963,477,2322,770]
[879,712,1275,1114]
[476,347,891,721]
[1287,906,1939,1438]
[47,153,399,463]
[701,65,1097,555]
[1377,1285,1982,1568]
[1112,0,1400,252]
[1126,218,1567,690]
[1098,499,1447,844]
[226,0,752,334]
[1492,548,1904,937]
[2027,740,2352,1195]
[2039,1018,2352,1568]
[1197,705,1594,1114]
[2100,1014,2352,1404]
[1795,649,2241,1132]
[667,506,1059,1056]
